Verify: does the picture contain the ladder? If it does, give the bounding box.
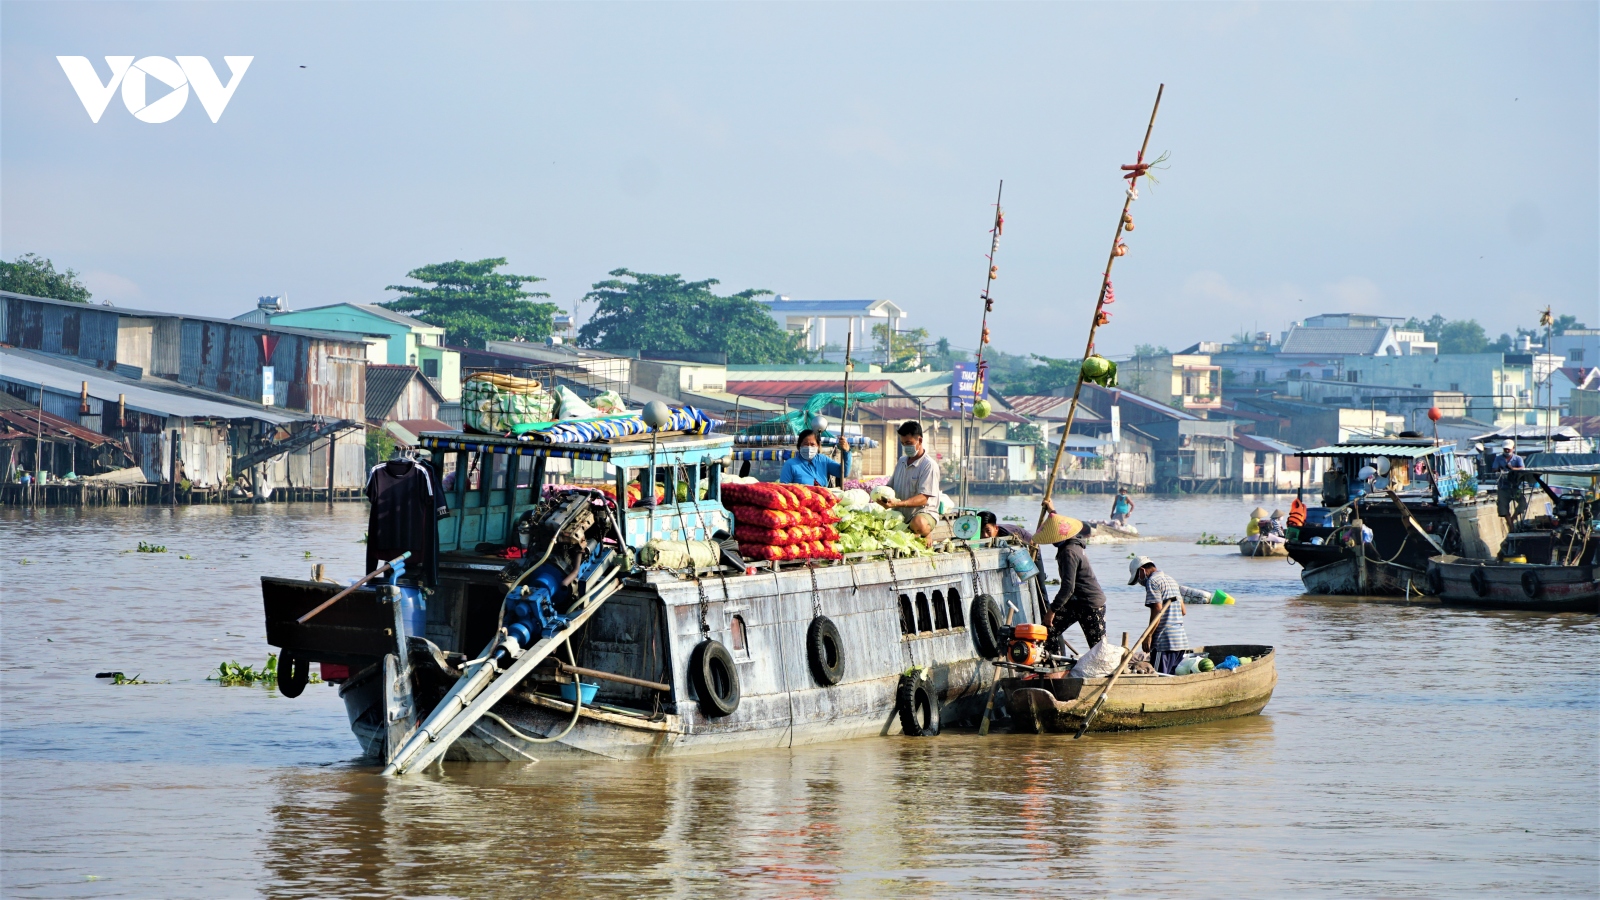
[382,575,622,776]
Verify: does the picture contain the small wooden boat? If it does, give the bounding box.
[1002,644,1276,733]
[1427,555,1598,613]
[1238,535,1289,557]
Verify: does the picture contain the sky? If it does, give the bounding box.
[2,2,1596,359]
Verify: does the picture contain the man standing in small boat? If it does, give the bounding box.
[1490,439,1527,525]
[877,421,939,539]
[1037,499,1106,652]
[1130,556,1188,675]
[1108,487,1135,528]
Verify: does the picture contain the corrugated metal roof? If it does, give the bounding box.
[0,348,303,423]
[1001,394,1106,422]
[1280,326,1391,356]
[1295,443,1441,458]
[1235,433,1301,455]
[725,379,908,401]
[857,402,1028,424]
[0,290,369,345]
[366,364,424,420]
[757,298,904,317]
[0,405,127,447]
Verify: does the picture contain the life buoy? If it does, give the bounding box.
[807,615,845,686]
[277,652,309,698]
[1521,569,1542,600]
[969,594,1005,659]
[896,673,941,737]
[1426,565,1444,596]
[1470,567,1491,598]
[690,639,740,717]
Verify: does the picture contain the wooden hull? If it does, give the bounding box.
[1002,645,1276,733]
[1428,555,1599,613]
[1239,536,1289,557]
[1296,553,1423,596]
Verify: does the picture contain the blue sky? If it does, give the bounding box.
[3,2,1595,358]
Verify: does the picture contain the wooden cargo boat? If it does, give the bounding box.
[1284,438,1503,596]
[1002,644,1276,733]
[1426,556,1597,613]
[1424,464,1599,613]
[1238,535,1288,557]
[262,429,1037,765]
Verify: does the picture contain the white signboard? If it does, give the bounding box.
[261,366,275,406]
[1110,404,1121,444]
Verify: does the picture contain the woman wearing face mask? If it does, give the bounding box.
[779,429,851,487]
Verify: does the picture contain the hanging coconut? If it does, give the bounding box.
[973,399,992,419]
[1081,355,1112,379]
[989,265,998,279]
[1123,213,1135,231]
[1114,243,1128,257]
[982,327,991,344]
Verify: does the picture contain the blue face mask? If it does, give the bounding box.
[901,442,919,457]
[798,445,818,461]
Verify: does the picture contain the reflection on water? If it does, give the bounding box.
[3,498,1596,898]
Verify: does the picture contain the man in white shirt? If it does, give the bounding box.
[877,421,939,539]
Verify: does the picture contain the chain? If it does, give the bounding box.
[807,562,822,619]
[695,575,709,634]
[885,552,902,597]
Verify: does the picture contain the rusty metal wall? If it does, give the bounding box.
[2,297,120,368]
[302,343,367,420]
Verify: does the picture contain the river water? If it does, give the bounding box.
[2,496,1596,898]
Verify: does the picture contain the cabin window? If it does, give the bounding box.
[898,595,916,635]
[422,358,439,378]
[932,590,950,630]
[730,615,749,659]
[947,588,965,628]
[915,593,933,633]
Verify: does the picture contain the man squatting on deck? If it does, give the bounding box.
[876,421,938,539]
[1037,499,1106,651]
[1130,556,1190,675]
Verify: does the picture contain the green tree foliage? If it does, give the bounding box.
[1132,343,1170,358]
[1551,314,1587,335]
[0,253,91,303]
[383,258,555,349]
[1403,314,1490,354]
[577,269,804,364]
[365,427,398,468]
[922,336,971,372]
[872,323,930,372]
[989,354,1082,396]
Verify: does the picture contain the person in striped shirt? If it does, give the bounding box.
[1129,556,1189,675]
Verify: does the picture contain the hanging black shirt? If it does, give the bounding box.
[365,460,441,587]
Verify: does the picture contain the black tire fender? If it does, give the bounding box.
[969,594,1004,659]
[1470,567,1491,598]
[277,652,309,699]
[896,673,941,737]
[1425,565,1444,596]
[690,639,740,717]
[1521,569,1542,599]
[806,615,845,686]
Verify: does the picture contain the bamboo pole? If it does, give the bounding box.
[961,181,1005,509]
[837,331,854,476]
[1038,84,1165,532]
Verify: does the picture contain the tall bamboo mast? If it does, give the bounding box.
[1038,85,1165,530]
[959,181,1005,509]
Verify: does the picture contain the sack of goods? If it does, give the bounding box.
[721,482,842,563]
[463,372,555,434]
[1070,639,1126,678]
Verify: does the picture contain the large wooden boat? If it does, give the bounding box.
[262,430,1037,764]
[1284,438,1503,596]
[1425,464,1599,613]
[1002,645,1276,733]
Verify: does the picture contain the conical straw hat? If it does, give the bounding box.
[1250,506,1269,519]
[1034,514,1083,545]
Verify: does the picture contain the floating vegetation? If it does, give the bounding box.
[303,551,313,559]
[358,532,368,544]
[179,554,195,560]
[1196,532,1239,546]
[210,654,320,687]
[18,558,30,565]
[96,671,159,685]
[137,542,167,553]
[1001,515,1025,522]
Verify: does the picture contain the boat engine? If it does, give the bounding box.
[499,491,618,656]
[1006,623,1048,667]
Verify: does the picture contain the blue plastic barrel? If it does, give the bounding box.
[1007,546,1039,578]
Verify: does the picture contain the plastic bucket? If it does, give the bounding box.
[560,680,599,705]
[1007,547,1039,578]
[396,585,426,637]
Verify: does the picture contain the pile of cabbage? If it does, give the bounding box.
[834,486,932,557]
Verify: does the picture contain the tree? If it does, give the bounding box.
[0,253,91,303]
[1132,343,1170,358]
[1402,315,1448,341]
[922,336,971,372]
[577,269,805,364]
[1552,314,1587,335]
[989,354,1082,396]
[382,258,555,349]
[872,323,929,372]
[1437,319,1488,354]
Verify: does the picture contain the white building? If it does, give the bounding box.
[757,297,908,363]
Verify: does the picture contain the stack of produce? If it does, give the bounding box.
[721,482,842,562]
[833,487,932,557]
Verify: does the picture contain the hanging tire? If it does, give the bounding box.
[1470,567,1491,598]
[277,651,309,698]
[806,615,845,686]
[690,639,740,717]
[1521,569,1542,599]
[1425,565,1444,596]
[969,594,1004,659]
[896,673,941,737]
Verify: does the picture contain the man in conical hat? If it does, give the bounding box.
[1036,499,1106,651]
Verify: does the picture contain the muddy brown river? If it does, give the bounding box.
[3,496,1595,897]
